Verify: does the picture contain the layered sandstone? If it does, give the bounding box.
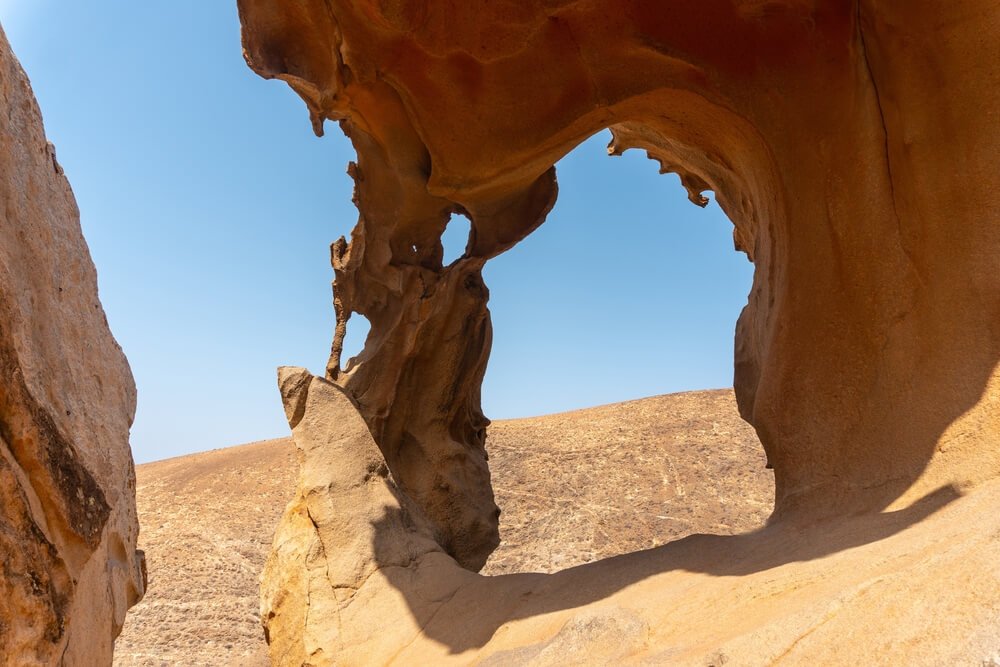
[0,24,144,665]
[236,0,1000,663]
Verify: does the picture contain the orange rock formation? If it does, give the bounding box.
[236,0,1000,663]
[239,0,1000,560]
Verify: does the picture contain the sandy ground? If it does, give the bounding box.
[113,389,773,666]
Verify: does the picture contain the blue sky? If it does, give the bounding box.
[2,2,753,464]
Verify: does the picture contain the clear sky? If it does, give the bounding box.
[1,2,753,464]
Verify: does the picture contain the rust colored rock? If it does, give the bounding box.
[0,24,144,664]
[239,0,1000,662]
[240,0,1000,562]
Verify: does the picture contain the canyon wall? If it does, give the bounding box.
[0,24,145,665]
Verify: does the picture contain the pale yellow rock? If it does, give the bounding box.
[262,368,476,666]
[0,22,144,665]
[267,370,1000,666]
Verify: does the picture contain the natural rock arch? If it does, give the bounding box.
[239,0,1000,575]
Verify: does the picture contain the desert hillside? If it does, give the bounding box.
[113,389,773,666]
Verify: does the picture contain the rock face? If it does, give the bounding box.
[0,24,144,665]
[236,0,1000,663]
[261,368,467,664]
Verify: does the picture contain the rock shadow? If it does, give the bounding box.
[371,482,959,654]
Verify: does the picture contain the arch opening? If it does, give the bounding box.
[339,312,371,374]
[237,5,1000,661]
[442,212,472,265]
[479,130,773,574]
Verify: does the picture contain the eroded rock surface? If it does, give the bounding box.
[239,0,1000,568]
[0,24,144,665]
[267,369,1000,665]
[237,0,1000,663]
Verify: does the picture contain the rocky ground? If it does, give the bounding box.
[113,389,773,666]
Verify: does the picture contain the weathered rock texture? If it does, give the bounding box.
[237,0,1000,663]
[0,24,144,665]
[240,0,1000,568]
[266,369,999,665]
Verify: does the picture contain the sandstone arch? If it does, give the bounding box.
[240,0,1000,562]
[238,0,1000,662]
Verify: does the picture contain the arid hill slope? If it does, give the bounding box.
[114,389,773,666]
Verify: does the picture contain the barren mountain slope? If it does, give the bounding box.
[484,389,773,574]
[114,389,773,666]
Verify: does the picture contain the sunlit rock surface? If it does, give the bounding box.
[267,370,999,665]
[236,0,1000,663]
[0,23,144,665]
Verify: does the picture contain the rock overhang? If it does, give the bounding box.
[239,1,1000,660]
